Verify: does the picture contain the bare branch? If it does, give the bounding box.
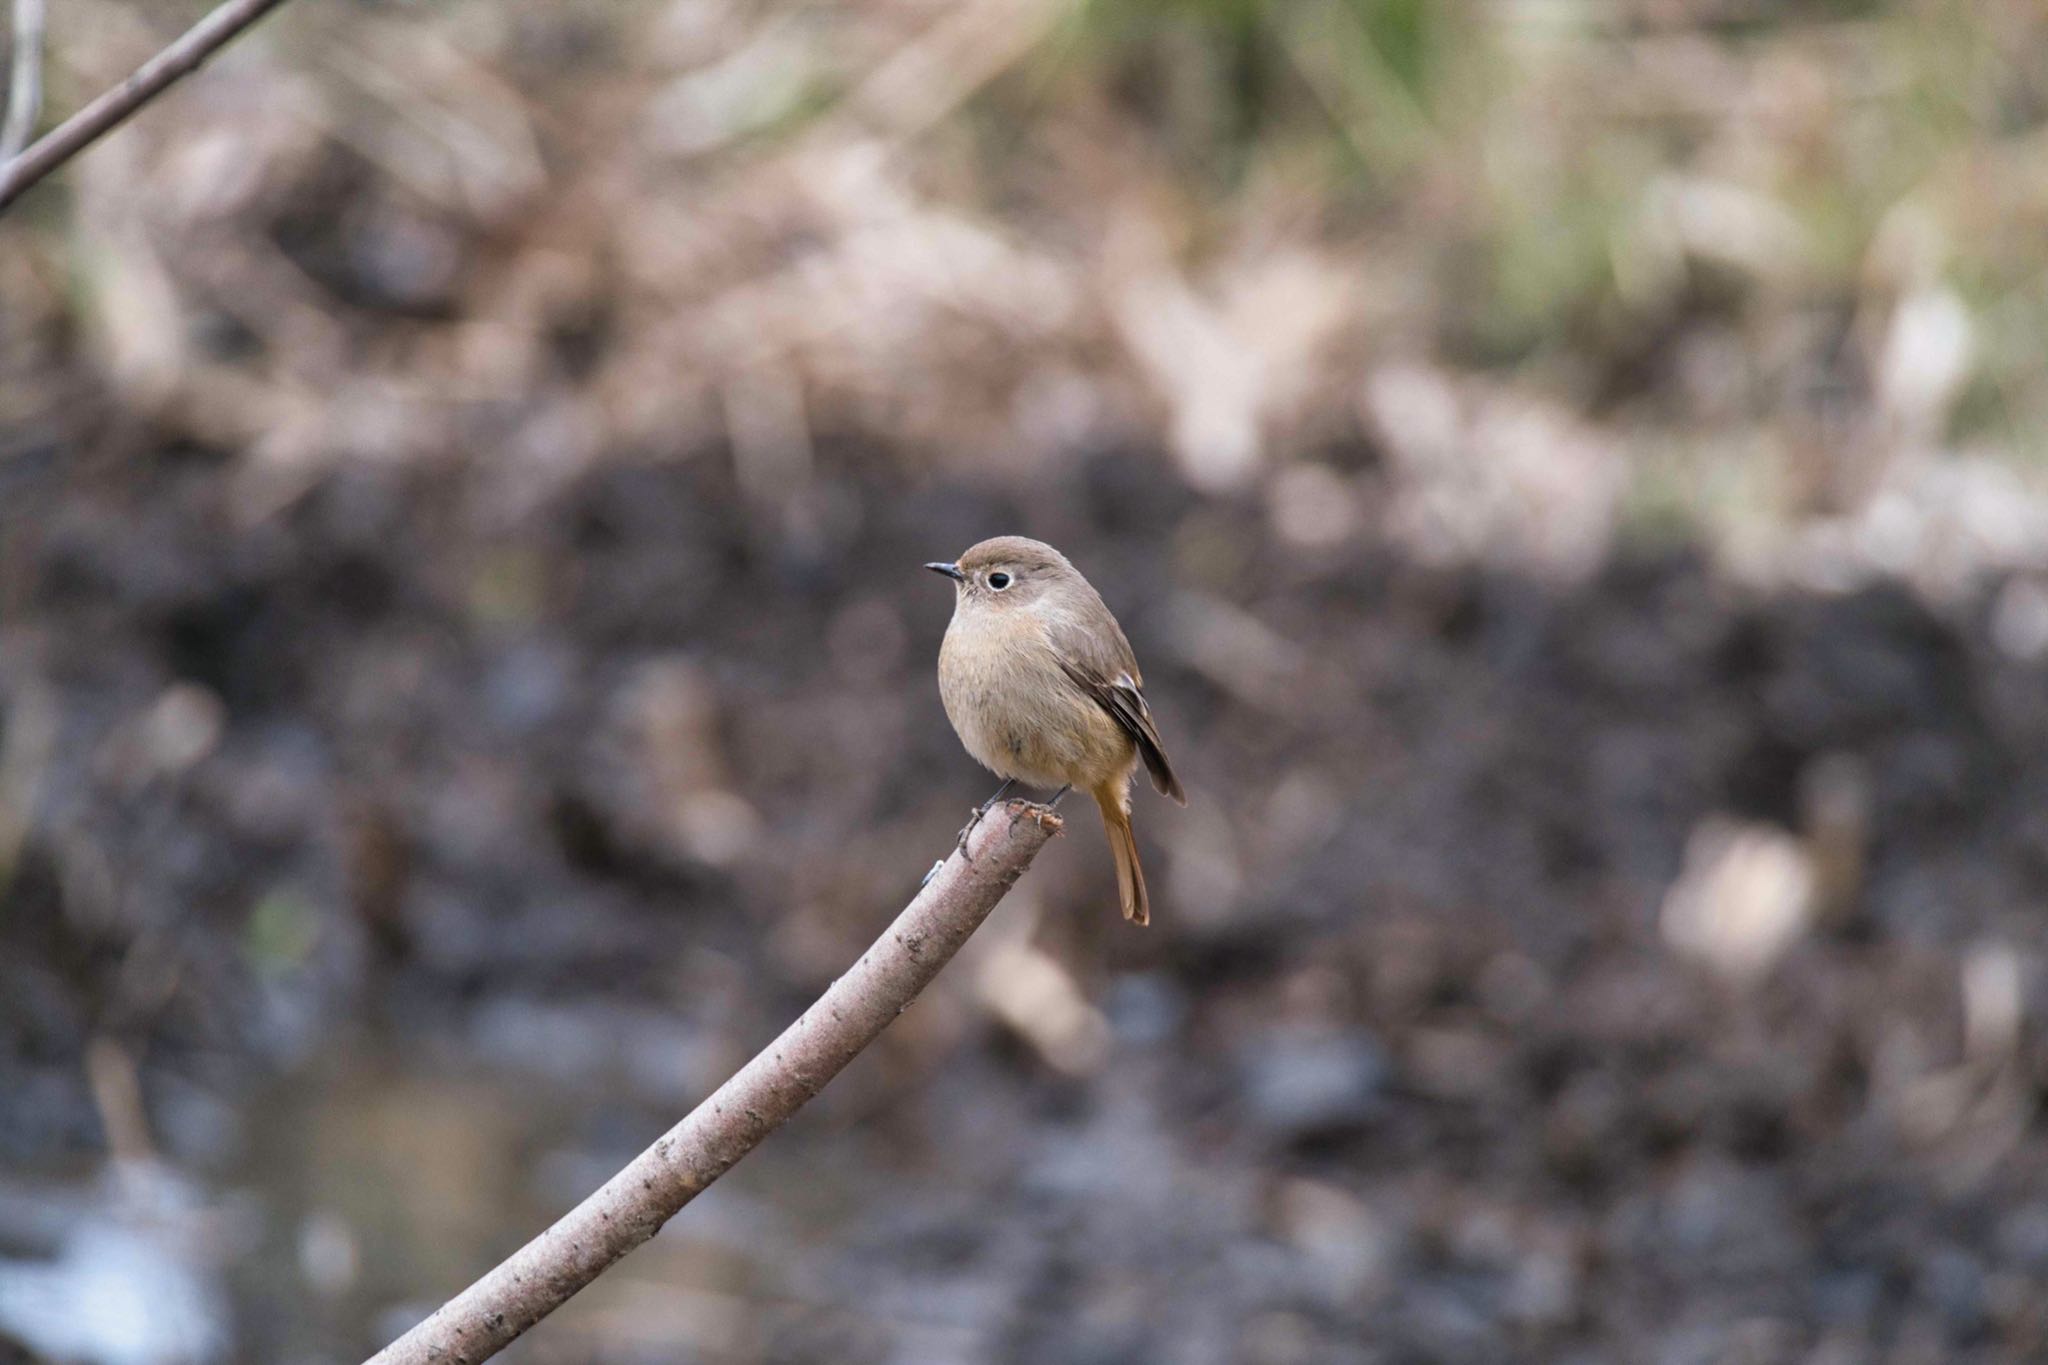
[1,0,44,162]
[0,0,293,214]
[365,801,1065,1365]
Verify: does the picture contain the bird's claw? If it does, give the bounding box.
[955,806,987,862]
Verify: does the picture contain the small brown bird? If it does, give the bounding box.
[927,536,1186,924]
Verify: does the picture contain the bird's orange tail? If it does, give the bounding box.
[1095,785,1150,926]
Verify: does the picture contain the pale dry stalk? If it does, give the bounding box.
[366,800,1063,1365]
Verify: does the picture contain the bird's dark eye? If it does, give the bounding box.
[987,572,1012,590]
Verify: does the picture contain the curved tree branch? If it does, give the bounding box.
[0,0,293,214]
[365,800,1065,1365]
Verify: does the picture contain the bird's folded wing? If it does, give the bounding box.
[1057,658,1187,805]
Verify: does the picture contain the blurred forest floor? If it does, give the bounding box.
[7,1,2048,1361]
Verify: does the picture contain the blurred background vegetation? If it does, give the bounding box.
[7,0,2048,1361]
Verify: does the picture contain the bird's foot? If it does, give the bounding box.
[1007,786,1067,833]
[954,808,985,862]
[956,778,1017,862]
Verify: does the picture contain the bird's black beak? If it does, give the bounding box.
[924,561,965,581]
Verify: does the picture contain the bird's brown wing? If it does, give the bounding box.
[1051,613,1186,805]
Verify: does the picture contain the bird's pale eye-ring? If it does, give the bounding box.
[987,571,1012,590]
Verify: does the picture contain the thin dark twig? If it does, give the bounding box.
[0,0,293,214]
[364,801,1065,1365]
[1,0,45,162]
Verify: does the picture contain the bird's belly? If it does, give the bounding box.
[938,626,1130,790]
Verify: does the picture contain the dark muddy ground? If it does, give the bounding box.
[7,433,2048,1363]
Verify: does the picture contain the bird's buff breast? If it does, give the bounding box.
[938,608,1132,791]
